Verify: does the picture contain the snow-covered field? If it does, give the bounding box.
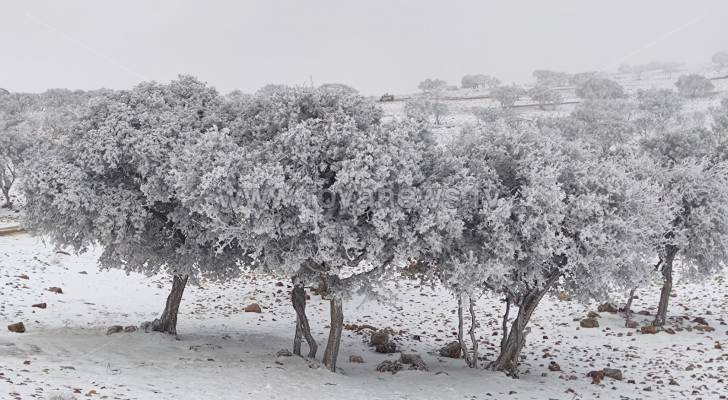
[2,233,727,400]
[380,66,728,135]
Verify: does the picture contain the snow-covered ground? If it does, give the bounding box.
[1,233,727,399]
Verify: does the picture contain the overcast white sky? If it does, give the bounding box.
[1,0,727,95]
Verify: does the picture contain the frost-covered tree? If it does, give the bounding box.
[405,97,449,125]
[417,78,448,95]
[675,74,714,98]
[712,98,728,134]
[575,77,626,100]
[461,74,500,90]
[563,99,637,154]
[0,131,30,208]
[640,128,728,326]
[318,83,359,94]
[569,72,598,87]
[490,85,525,109]
[634,88,683,134]
[446,126,669,376]
[0,89,103,208]
[421,129,512,368]
[532,70,570,87]
[528,84,563,110]
[22,76,240,336]
[0,93,42,207]
[170,85,449,372]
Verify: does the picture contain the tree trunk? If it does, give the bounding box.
[457,295,479,368]
[150,274,188,335]
[623,287,636,327]
[489,274,558,377]
[0,164,14,208]
[457,296,470,367]
[322,295,343,372]
[1,189,10,208]
[468,296,479,368]
[654,247,678,327]
[293,315,303,356]
[500,297,511,355]
[291,282,318,359]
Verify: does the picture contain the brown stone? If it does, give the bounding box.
[580,318,599,328]
[244,303,262,313]
[8,322,25,333]
[370,330,389,346]
[597,303,619,313]
[349,355,364,363]
[32,303,47,309]
[17,274,29,280]
[376,360,403,374]
[603,368,623,381]
[47,287,63,294]
[625,320,639,329]
[400,353,428,371]
[106,325,124,335]
[438,341,462,358]
[587,370,604,384]
[376,342,397,354]
[641,325,658,334]
[124,325,138,333]
[693,317,709,326]
[548,361,561,371]
[695,325,715,332]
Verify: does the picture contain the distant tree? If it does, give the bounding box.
[712,98,728,133]
[405,97,449,125]
[471,106,513,124]
[0,131,31,208]
[528,84,563,110]
[431,101,449,124]
[634,88,683,133]
[567,99,637,154]
[461,74,500,89]
[0,93,43,208]
[675,74,714,98]
[712,51,728,69]
[490,85,525,109]
[255,83,288,96]
[418,78,448,95]
[569,72,598,87]
[318,83,359,94]
[404,98,430,123]
[618,64,634,74]
[575,77,626,100]
[532,70,570,87]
